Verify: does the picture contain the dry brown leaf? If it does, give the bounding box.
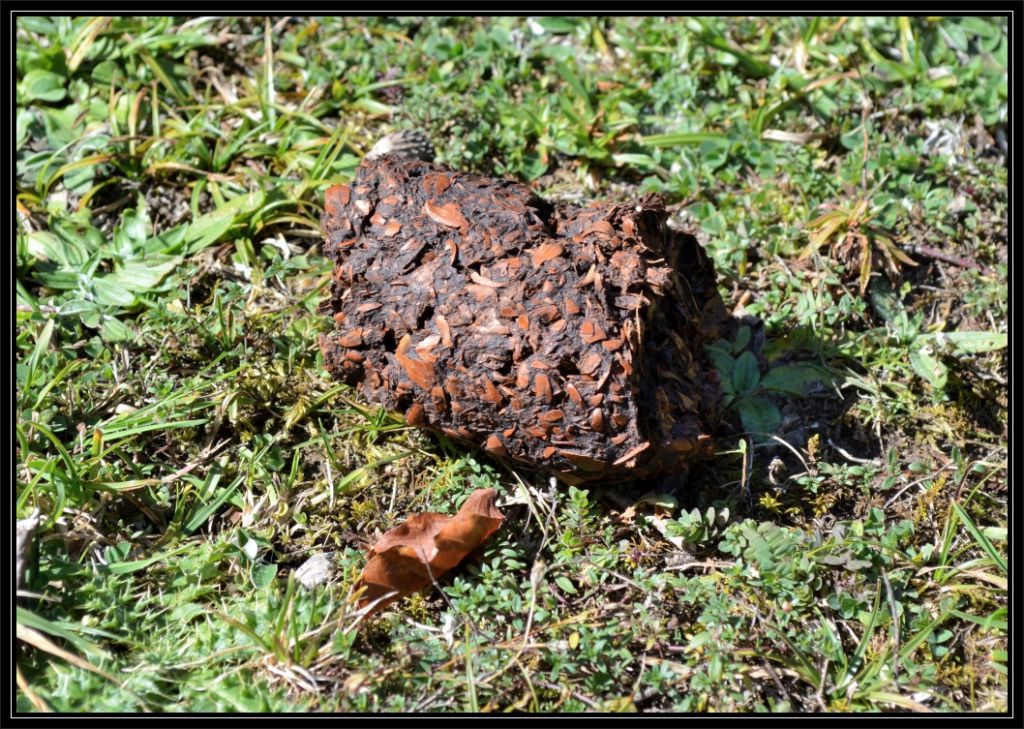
[355,489,504,614]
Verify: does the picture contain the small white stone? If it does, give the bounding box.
[295,552,335,589]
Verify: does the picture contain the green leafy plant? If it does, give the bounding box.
[665,506,730,547]
[708,327,831,438]
[800,195,917,295]
[870,279,1007,394]
[908,331,1008,392]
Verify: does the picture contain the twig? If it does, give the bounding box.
[663,560,735,572]
[883,464,955,509]
[753,432,812,478]
[762,661,794,707]
[477,556,546,686]
[160,439,230,483]
[962,360,1006,387]
[952,457,1005,504]
[534,680,602,711]
[815,658,829,711]
[827,438,879,466]
[343,589,399,633]
[904,243,994,275]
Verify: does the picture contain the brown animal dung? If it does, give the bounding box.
[320,156,726,484]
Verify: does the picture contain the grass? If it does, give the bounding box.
[15,16,1008,713]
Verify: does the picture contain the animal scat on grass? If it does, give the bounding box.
[320,155,727,485]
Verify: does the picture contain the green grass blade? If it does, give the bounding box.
[950,502,1006,575]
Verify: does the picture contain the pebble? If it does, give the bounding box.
[294,552,336,589]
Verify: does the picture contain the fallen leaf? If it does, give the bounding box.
[355,489,504,614]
